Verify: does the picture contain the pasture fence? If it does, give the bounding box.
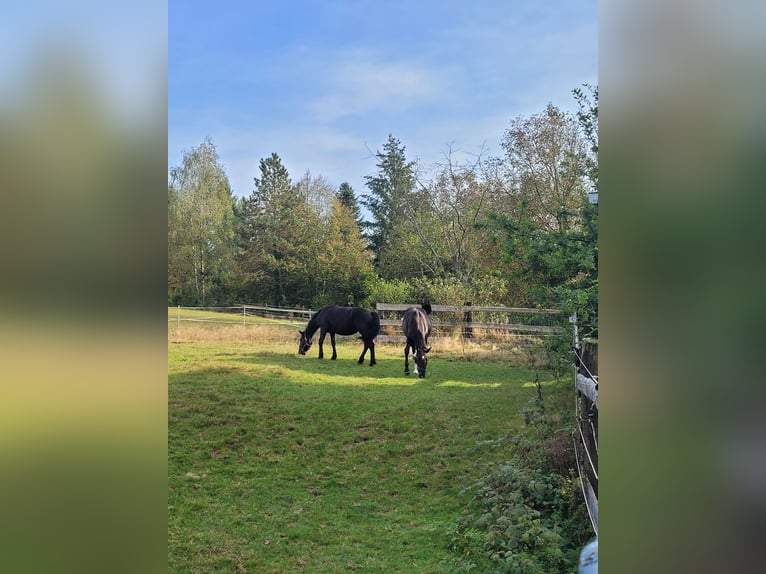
[375,302,564,343]
[169,304,313,332]
[168,303,566,346]
[571,311,599,535]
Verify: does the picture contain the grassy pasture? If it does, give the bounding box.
[169,310,569,573]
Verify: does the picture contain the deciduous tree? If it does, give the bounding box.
[314,198,375,306]
[500,103,588,232]
[168,137,236,305]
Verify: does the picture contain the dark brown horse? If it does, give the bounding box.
[402,302,432,377]
[298,305,380,366]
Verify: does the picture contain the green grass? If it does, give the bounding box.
[169,326,568,573]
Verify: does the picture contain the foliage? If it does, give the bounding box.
[499,104,588,233]
[361,134,418,274]
[489,194,597,338]
[236,153,323,305]
[311,198,376,307]
[168,91,597,325]
[409,276,508,307]
[296,169,336,219]
[451,463,586,573]
[336,181,364,232]
[168,137,236,306]
[423,159,501,282]
[572,84,598,191]
[486,96,598,339]
[448,382,591,574]
[360,276,415,307]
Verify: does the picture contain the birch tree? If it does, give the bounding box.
[168,137,235,305]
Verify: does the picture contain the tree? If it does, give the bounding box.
[361,134,417,269]
[572,84,598,193]
[415,147,500,286]
[336,182,364,233]
[168,137,236,305]
[296,169,335,219]
[237,153,321,305]
[500,103,588,232]
[313,198,376,307]
[489,96,598,336]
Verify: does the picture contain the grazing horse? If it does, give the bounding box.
[298,306,380,366]
[402,303,432,378]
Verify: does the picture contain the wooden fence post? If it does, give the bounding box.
[462,301,473,339]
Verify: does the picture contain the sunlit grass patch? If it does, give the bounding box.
[437,381,502,388]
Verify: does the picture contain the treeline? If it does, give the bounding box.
[168,86,598,336]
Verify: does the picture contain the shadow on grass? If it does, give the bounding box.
[220,347,548,390]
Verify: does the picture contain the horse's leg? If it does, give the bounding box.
[357,340,367,365]
[318,330,327,359]
[404,342,411,375]
[369,340,376,366]
[330,332,337,360]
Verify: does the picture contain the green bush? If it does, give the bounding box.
[448,384,591,573]
[360,276,414,307]
[410,275,510,307]
[451,460,588,574]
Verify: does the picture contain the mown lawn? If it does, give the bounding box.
[169,323,567,573]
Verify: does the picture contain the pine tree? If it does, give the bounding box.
[237,153,321,305]
[336,181,364,234]
[361,134,416,266]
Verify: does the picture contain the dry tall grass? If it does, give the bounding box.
[168,322,301,344]
[168,319,552,367]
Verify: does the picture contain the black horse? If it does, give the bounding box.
[298,306,380,366]
[402,302,432,378]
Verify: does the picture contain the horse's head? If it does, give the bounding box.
[298,330,313,355]
[414,345,431,378]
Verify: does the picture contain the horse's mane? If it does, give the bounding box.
[304,309,322,337]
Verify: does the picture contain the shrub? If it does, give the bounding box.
[360,277,414,307]
[447,382,591,573]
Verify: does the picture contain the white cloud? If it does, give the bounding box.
[311,53,445,122]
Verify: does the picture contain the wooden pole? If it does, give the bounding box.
[462,301,473,339]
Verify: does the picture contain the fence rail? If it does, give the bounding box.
[168,303,566,343]
[168,304,313,329]
[376,302,563,342]
[376,303,560,314]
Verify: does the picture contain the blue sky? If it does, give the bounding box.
[169,0,597,198]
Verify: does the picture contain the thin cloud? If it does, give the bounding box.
[169,1,597,203]
[311,53,445,123]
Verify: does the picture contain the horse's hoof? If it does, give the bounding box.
[357,359,363,365]
[404,371,410,376]
[369,362,376,366]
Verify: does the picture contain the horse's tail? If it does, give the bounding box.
[370,311,381,336]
